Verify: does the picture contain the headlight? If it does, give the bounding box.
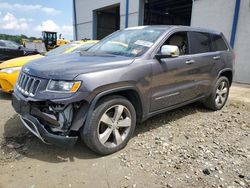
[46,80,81,93]
[0,67,22,74]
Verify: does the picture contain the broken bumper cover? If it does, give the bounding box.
[0,72,18,93]
[12,93,78,148]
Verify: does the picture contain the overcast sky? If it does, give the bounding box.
[0,0,73,39]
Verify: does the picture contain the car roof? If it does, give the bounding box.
[133,25,222,35]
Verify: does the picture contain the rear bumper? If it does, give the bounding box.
[12,93,78,147]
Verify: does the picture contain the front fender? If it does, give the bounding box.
[70,85,144,132]
[82,86,143,134]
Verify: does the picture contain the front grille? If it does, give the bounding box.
[16,72,40,97]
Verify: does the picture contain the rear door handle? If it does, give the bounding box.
[213,56,221,60]
[185,59,195,64]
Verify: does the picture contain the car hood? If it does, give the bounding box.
[0,54,43,69]
[23,52,135,80]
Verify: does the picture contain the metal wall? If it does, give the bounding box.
[74,0,140,40]
[191,0,250,84]
[191,0,235,40]
[232,0,250,84]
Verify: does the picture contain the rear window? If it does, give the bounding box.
[0,41,6,47]
[188,32,212,54]
[211,34,228,51]
[4,41,19,49]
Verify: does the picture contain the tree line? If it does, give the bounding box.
[0,34,41,44]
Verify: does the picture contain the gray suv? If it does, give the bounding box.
[12,26,234,155]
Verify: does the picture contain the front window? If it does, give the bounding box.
[88,26,165,57]
[161,32,189,56]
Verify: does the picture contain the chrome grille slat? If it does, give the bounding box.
[19,74,23,85]
[29,79,35,94]
[20,74,24,86]
[21,74,27,88]
[16,72,41,97]
[19,74,25,87]
[27,78,34,93]
[17,74,22,85]
[22,75,28,89]
[25,77,31,92]
[32,80,40,95]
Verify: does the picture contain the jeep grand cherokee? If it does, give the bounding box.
[12,26,234,155]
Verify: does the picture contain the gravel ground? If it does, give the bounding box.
[0,85,249,188]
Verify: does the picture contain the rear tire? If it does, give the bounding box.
[203,76,230,110]
[81,95,136,155]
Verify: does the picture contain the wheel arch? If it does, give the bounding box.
[84,87,144,133]
[97,88,143,120]
[218,69,233,86]
[98,89,143,121]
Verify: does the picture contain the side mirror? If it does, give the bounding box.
[155,45,180,60]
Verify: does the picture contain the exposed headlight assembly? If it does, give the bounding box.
[0,67,22,74]
[46,80,81,93]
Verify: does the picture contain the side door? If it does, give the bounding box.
[0,41,7,62]
[150,31,201,112]
[210,33,233,78]
[4,41,24,60]
[187,31,219,96]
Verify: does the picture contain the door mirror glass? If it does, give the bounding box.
[161,45,180,57]
[156,45,180,59]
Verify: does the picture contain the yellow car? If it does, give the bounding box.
[0,40,98,93]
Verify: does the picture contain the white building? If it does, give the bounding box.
[73,0,250,84]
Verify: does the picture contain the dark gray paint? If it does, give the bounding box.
[13,26,234,146]
[20,25,234,118]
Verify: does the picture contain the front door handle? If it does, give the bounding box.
[213,56,221,60]
[186,59,195,64]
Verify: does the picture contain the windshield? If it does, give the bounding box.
[88,27,165,57]
[45,43,79,56]
[72,42,97,52]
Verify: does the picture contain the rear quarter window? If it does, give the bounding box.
[211,34,228,51]
[188,32,212,54]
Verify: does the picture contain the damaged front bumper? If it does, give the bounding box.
[19,114,77,147]
[12,91,89,148]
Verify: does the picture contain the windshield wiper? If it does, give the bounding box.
[80,51,117,57]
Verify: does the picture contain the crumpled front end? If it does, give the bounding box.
[12,71,90,147]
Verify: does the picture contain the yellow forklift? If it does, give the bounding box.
[42,31,69,51]
[22,31,69,52]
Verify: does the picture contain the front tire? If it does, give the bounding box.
[81,95,136,155]
[203,76,230,110]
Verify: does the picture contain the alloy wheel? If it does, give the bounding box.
[215,81,229,107]
[97,105,132,148]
